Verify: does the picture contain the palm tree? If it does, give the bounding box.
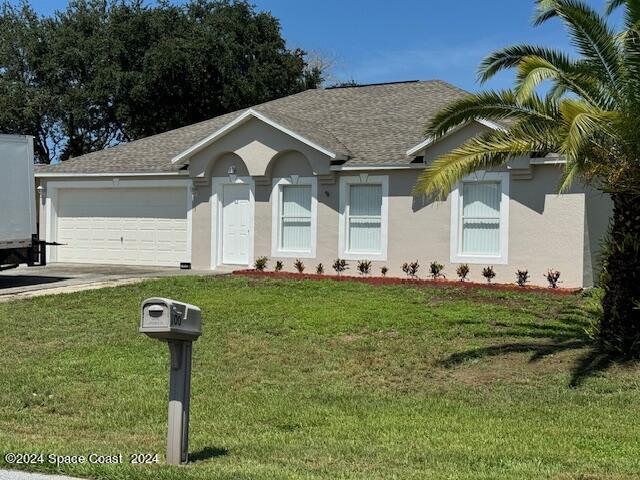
[414,0,640,357]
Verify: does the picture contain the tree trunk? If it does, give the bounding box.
[600,192,640,358]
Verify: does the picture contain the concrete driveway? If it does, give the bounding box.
[0,263,218,302]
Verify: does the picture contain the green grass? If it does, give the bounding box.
[0,276,638,479]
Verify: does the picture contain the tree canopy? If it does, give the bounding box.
[0,0,323,163]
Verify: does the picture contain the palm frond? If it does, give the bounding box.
[533,0,623,95]
[622,26,640,94]
[558,157,585,191]
[478,44,576,83]
[558,99,619,160]
[414,125,558,199]
[514,56,614,108]
[606,0,640,28]
[605,0,626,14]
[425,90,556,140]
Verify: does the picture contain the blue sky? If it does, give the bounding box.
[18,0,616,91]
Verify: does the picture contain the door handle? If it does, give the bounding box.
[121,236,123,243]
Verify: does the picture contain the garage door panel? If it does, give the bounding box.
[56,187,189,267]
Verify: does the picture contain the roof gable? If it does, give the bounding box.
[406,119,507,157]
[171,108,350,165]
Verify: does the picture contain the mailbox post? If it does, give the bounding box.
[140,298,202,465]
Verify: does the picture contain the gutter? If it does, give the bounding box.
[34,171,189,178]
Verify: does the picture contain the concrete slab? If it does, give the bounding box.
[0,263,222,302]
[0,470,84,480]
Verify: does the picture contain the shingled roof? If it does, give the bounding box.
[36,80,472,174]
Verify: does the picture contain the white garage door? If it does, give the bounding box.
[56,187,189,266]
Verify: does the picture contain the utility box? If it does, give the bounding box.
[141,297,202,465]
[140,298,202,341]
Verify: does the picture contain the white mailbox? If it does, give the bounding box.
[140,297,202,465]
[140,298,202,341]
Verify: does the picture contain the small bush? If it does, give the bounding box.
[429,261,445,279]
[482,266,496,283]
[316,263,324,275]
[274,260,283,272]
[294,259,305,273]
[402,261,420,278]
[456,264,470,281]
[381,266,388,277]
[516,269,529,287]
[357,260,372,275]
[332,259,349,275]
[254,256,268,271]
[545,269,561,288]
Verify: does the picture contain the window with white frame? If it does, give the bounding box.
[339,175,389,261]
[271,177,317,258]
[450,172,509,264]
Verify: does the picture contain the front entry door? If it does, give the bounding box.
[222,184,251,265]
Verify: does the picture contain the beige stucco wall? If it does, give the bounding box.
[251,167,588,287]
[37,120,613,288]
[190,160,595,287]
[189,117,333,179]
[583,186,613,287]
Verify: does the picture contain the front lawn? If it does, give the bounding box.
[0,276,638,479]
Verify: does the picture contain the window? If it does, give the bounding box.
[281,185,311,251]
[348,184,382,252]
[271,177,317,258]
[450,172,509,264]
[339,175,389,261]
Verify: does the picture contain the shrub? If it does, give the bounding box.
[381,266,388,277]
[274,260,283,272]
[316,263,324,275]
[545,269,561,288]
[254,256,268,271]
[332,259,349,275]
[456,264,470,281]
[516,269,529,287]
[482,266,496,283]
[429,261,445,279]
[357,260,372,275]
[294,259,305,273]
[402,261,420,278]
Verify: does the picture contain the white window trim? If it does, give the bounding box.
[338,174,389,261]
[43,179,193,265]
[210,175,256,269]
[450,171,510,265]
[271,176,317,259]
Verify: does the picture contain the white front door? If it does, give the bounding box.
[221,184,251,265]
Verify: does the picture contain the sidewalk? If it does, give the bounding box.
[0,470,84,480]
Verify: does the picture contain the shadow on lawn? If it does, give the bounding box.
[441,303,634,387]
[189,446,229,463]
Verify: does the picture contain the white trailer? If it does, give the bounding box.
[0,134,46,269]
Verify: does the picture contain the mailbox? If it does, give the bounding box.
[141,297,202,465]
[140,298,202,341]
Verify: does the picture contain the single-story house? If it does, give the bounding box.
[35,80,612,287]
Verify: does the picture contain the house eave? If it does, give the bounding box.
[34,171,188,178]
[331,163,424,171]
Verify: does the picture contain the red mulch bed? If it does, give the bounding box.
[232,270,582,296]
